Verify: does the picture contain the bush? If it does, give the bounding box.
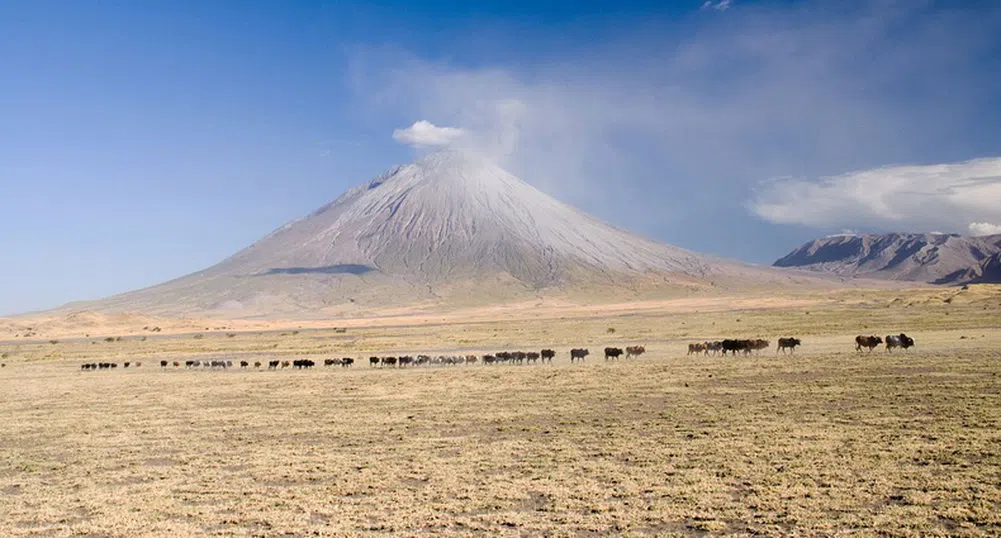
[193,334,204,339]
[49,340,59,345]
[104,337,115,342]
[606,327,615,334]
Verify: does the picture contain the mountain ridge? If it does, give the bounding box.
[774,232,1001,284]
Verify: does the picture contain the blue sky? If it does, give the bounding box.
[2,1,1000,315]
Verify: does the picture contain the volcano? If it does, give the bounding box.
[70,151,827,317]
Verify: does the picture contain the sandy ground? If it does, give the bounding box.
[1,285,1000,536]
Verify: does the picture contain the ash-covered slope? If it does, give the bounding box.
[774,233,1001,284]
[75,151,828,317]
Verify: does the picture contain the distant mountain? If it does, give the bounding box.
[774,233,1001,284]
[61,150,836,318]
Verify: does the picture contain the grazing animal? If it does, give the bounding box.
[341,357,354,367]
[173,361,180,368]
[160,360,168,368]
[721,339,751,356]
[240,361,249,368]
[254,361,261,368]
[526,352,540,364]
[688,343,705,356]
[604,347,623,360]
[483,354,496,365]
[855,335,883,352]
[777,337,801,354]
[705,341,722,356]
[625,346,645,359]
[268,360,280,370]
[885,333,915,352]
[382,356,397,367]
[570,348,589,363]
[324,359,338,366]
[370,356,380,367]
[750,339,770,353]
[541,349,555,363]
[124,362,130,368]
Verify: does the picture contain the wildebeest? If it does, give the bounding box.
[382,356,397,367]
[625,345,645,359]
[465,354,478,365]
[281,360,291,369]
[268,360,280,370]
[240,361,249,368]
[173,361,180,368]
[341,357,354,367]
[370,356,380,367]
[855,335,883,352]
[483,354,496,365]
[777,337,801,354]
[705,341,722,356]
[254,361,261,368]
[160,360,168,368]
[324,358,338,366]
[688,342,705,356]
[541,349,555,363]
[526,351,540,364]
[885,333,915,352]
[570,348,589,363]
[292,359,315,369]
[604,347,623,360]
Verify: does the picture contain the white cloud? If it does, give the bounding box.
[970,222,1001,236]
[391,120,465,148]
[702,0,732,11]
[348,2,1001,255]
[749,158,1001,234]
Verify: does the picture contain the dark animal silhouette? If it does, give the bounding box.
[885,333,915,352]
[570,348,589,363]
[604,347,623,360]
[777,337,801,354]
[855,335,882,352]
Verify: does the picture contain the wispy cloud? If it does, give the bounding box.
[749,158,1001,234]
[702,0,732,12]
[348,2,1001,255]
[391,120,465,148]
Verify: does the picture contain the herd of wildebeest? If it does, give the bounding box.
[70,335,918,373]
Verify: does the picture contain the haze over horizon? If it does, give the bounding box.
[2,1,1000,315]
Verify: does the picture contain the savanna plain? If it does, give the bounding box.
[2,286,1001,537]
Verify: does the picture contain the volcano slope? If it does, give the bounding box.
[69,150,837,319]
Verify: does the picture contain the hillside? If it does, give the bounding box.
[59,151,838,318]
[774,233,1001,284]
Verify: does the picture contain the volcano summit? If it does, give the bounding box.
[73,151,824,317]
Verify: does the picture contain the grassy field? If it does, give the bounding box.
[1,286,1000,536]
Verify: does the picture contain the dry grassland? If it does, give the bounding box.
[1,286,1000,536]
